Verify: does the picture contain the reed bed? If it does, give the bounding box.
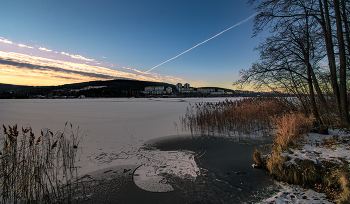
[0,123,84,203]
[181,97,293,137]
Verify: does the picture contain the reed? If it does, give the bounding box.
[181,97,292,137]
[0,123,84,203]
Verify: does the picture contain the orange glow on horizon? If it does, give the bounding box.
[0,51,183,86]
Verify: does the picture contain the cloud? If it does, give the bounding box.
[0,38,13,44]
[39,47,52,52]
[61,51,94,61]
[0,51,183,86]
[0,37,95,62]
[0,37,34,49]
[0,58,115,80]
[0,37,183,85]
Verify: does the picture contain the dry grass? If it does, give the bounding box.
[254,111,350,202]
[272,112,313,151]
[0,123,85,203]
[181,97,292,137]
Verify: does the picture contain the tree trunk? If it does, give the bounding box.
[334,0,350,125]
[306,12,321,125]
[321,0,342,114]
[341,0,350,63]
[310,64,328,117]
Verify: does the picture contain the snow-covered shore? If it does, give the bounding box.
[258,130,350,203]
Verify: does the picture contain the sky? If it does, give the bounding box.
[0,0,265,89]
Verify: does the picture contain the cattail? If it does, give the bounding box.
[13,125,18,137]
[35,136,41,145]
[2,124,7,134]
[51,140,58,149]
[29,131,35,146]
[29,137,34,146]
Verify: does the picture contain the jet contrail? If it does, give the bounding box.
[145,9,263,73]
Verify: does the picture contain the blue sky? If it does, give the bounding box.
[0,0,264,89]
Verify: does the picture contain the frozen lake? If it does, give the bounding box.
[0,97,276,203]
[0,98,233,173]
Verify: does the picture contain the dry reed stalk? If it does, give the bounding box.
[0,123,85,203]
[181,97,291,137]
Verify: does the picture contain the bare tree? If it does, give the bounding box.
[237,0,350,126]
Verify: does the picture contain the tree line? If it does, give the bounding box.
[235,0,350,127]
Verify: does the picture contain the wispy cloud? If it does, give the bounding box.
[60,52,94,61]
[0,37,34,49]
[0,37,183,85]
[39,47,52,52]
[0,38,14,44]
[0,51,183,86]
[0,37,94,62]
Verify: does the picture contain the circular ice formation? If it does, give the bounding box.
[133,150,200,192]
[133,165,174,192]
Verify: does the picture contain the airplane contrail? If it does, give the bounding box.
[145,9,263,73]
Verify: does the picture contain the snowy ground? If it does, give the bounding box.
[259,182,332,204]
[258,130,350,203]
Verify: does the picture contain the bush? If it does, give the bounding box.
[272,112,313,151]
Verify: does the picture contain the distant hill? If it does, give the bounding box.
[0,79,176,91]
[57,79,177,90]
[0,83,33,92]
[0,79,178,98]
[0,79,236,98]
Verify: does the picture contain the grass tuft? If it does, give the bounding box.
[272,112,313,151]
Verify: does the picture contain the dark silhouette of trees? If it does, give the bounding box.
[235,0,350,127]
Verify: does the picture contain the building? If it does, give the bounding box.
[176,83,182,92]
[197,88,215,94]
[166,87,173,94]
[210,89,225,95]
[176,83,196,93]
[142,86,166,95]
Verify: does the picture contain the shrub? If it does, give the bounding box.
[272,112,313,151]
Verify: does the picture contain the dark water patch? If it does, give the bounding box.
[144,135,277,203]
[70,165,185,204]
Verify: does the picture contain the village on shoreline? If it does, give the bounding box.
[0,79,290,99]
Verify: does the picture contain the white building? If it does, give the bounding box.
[176,83,182,92]
[142,86,166,95]
[210,89,225,95]
[181,87,195,93]
[166,87,173,94]
[197,88,215,94]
